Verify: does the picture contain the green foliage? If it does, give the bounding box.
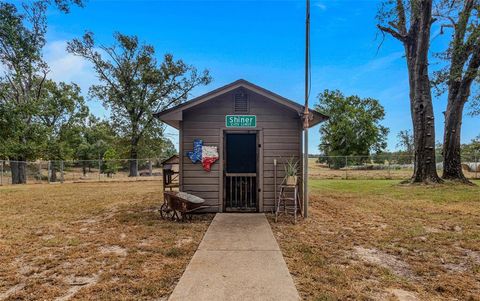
[0,0,184,180]
[135,121,177,160]
[37,80,89,160]
[283,156,299,177]
[391,129,415,163]
[315,90,389,168]
[0,2,49,161]
[102,148,120,177]
[469,92,480,116]
[67,32,211,164]
[48,0,84,12]
[431,0,479,115]
[75,117,117,161]
[0,1,83,160]
[396,129,414,155]
[72,117,117,176]
[462,135,480,156]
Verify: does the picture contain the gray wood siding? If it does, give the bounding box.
[181,88,302,212]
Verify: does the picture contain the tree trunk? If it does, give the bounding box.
[410,91,440,183]
[129,141,138,177]
[441,0,479,183]
[442,97,469,181]
[50,162,58,182]
[378,0,443,183]
[404,0,442,184]
[129,158,138,177]
[11,158,27,184]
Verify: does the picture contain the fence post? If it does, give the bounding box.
[60,161,64,183]
[345,156,348,180]
[48,161,51,184]
[475,153,478,180]
[0,160,3,186]
[38,161,42,183]
[148,160,153,176]
[98,159,101,182]
[387,159,391,179]
[136,159,139,180]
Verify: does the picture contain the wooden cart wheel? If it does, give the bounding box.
[160,203,174,220]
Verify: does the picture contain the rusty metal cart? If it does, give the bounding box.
[160,191,210,222]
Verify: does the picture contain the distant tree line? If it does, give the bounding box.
[0,1,211,184]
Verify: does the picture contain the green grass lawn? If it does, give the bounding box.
[311,179,480,203]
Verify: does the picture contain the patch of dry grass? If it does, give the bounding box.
[0,181,212,300]
[271,180,480,301]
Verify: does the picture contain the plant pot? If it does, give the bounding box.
[286,176,297,186]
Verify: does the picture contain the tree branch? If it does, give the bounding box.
[396,0,407,35]
[35,70,48,101]
[377,25,406,42]
[460,43,480,98]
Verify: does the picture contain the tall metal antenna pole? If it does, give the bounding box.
[303,0,310,218]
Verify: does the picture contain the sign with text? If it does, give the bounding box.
[225,115,257,128]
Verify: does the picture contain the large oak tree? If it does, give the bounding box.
[67,32,212,176]
[315,90,389,168]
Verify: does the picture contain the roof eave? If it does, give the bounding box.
[155,79,329,129]
[307,110,329,128]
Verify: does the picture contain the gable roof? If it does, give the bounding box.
[161,154,179,166]
[154,79,328,129]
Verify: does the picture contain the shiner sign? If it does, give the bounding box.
[225,115,256,128]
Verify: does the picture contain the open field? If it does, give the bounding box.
[271,179,480,300]
[309,158,480,180]
[0,181,211,300]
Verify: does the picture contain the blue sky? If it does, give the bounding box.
[39,0,478,154]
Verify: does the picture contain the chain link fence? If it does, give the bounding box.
[1,154,479,185]
[0,159,165,185]
[311,154,479,180]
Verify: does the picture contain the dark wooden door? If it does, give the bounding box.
[224,133,258,211]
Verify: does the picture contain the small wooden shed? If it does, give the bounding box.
[155,79,327,213]
[161,155,179,190]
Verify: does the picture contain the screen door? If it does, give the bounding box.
[224,133,257,211]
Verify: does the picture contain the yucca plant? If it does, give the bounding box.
[283,156,299,185]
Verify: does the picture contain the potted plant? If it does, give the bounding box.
[284,157,299,186]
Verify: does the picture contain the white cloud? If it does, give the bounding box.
[314,2,327,11]
[43,40,109,117]
[2,40,98,93]
[43,40,98,95]
[357,51,404,74]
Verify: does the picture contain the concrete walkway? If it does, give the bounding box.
[168,213,300,301]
